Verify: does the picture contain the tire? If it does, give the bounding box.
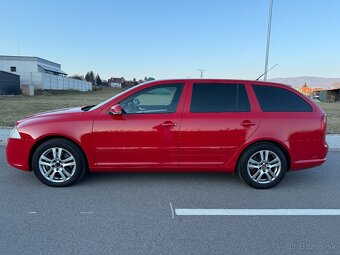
[238,143,287,189]
[32,138,87,187]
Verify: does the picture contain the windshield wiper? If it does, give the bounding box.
[81,105,96,111]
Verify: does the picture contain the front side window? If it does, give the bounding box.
[252,85,313,112]
[120,84,183,114]
[190,83,250,113]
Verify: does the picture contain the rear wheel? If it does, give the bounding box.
[32,138,86,187]
[238,143,287,189]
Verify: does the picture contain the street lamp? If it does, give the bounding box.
[264,0,273,81]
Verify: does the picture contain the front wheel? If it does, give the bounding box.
[238,143,287,189]
[32,138,86,187]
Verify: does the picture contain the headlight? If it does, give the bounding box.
[9,126,21,139]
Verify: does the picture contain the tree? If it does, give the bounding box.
[95,74,102,85]
[85,72,91,82]
[70,74,84,80]
[145,77,155,81]
[89,71,95,85]
[302,83,308,88]
[85,71,96,85]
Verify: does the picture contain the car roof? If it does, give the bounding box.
[147,78,290,87]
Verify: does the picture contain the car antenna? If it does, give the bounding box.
[256,64,278,81]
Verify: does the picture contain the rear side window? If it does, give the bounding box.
[190,83,250,112]
[252,85,312,112]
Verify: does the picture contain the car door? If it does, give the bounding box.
[93,82,187,169]
[179,81,259,169]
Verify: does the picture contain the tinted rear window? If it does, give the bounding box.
[191,83,250,112]
[252,85,312,112]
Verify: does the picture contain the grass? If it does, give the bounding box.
[318,102,340,134]
[0,88,339,134]
[0,87,123,127]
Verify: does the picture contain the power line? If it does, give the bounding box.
[198,69,206,79]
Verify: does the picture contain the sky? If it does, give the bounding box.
[1,0,339,80]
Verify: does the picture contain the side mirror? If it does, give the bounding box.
[108,104,122,115]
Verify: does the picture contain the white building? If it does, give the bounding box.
[108,77,125,88]
[0,55,92,92]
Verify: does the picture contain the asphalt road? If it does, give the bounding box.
[1,146,340,255]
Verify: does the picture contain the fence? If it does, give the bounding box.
[19,72,92,92]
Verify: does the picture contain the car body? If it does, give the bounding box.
[6,79,328,188]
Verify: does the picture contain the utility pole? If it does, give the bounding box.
[264,0,273,81]
[198,69,206,79]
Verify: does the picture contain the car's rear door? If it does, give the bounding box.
[178,81,259,169]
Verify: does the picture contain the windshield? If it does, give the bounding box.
[90,84,143,111]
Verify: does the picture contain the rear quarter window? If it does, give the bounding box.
[252,85,313,112]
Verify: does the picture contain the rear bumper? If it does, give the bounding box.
[290,158,327,171]
[6,138,32,171]
[290,143,328,171]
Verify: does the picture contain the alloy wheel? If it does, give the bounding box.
[247,150,281,184]
[38,147,77,183]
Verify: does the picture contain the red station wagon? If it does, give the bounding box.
[6,79,328,188]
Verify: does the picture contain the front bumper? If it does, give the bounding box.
[6,138,33,171]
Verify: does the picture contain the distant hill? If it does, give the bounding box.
[269,76,340,89]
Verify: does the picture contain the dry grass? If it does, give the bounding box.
[318,102,340,134]
[0,89,339,134]
[0,87,122,127]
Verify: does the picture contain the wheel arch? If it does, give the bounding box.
[235,140,291,173]
[29,135,89,172]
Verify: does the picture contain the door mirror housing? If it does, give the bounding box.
[109,104,123,115]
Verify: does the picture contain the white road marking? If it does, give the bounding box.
[28,211,37,214]
[169,203,175,219]
[80,211,94,214]
[175,209,340,216]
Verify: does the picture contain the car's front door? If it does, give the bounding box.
[93,83,186,169]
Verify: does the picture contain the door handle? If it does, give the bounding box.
[161,121,178,127]
[240,120,256,127]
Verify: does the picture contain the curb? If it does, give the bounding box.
[329,148,340,152]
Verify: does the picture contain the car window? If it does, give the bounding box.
[190,83,250,112]
[252,85,313,112]
[120,84,183,114]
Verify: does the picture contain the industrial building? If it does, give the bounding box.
[316,88,340,103]
[0,71,21,95]
[0,55,91,93]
